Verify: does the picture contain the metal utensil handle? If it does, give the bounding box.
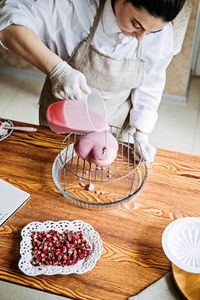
[4,126,37,132]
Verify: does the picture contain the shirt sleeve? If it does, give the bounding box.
[0,0,52,45]
[0,0,95,59]
[130,23,174,134]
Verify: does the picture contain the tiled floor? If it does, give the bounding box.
[0,71,200,300]
[0,280,70,300]
[149,76,200,155]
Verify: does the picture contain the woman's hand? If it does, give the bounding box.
[0,25,63,75]
[0,26,90,100]
[49,61,91,100]
[134,131,156,164]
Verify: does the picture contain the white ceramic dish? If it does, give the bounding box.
[162,217,200,274]
[18,220,103,277]
[0,119,13,141]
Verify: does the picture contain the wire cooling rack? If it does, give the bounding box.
[52,126,147,209]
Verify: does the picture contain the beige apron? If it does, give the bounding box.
[39,0,144,129]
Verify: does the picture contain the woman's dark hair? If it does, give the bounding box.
[124,0,186,22]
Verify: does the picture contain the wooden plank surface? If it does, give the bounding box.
[0,121,200,300]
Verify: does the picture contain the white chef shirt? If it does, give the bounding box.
[0,0,174,133]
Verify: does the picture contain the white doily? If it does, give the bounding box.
[0,119,13,141]
[18,220,103,277]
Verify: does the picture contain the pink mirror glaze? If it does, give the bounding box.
[74,131,118,167]
[47,100,109,134]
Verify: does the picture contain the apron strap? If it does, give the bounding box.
[87,0,106,45]
[136,41,142,59]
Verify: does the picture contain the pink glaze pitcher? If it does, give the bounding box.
[47,89,109,134]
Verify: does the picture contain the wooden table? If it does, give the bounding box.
[0,121,200,300]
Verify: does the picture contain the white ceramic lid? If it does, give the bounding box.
[162,217,200,274]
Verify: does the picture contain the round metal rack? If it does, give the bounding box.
[52,126,147,209]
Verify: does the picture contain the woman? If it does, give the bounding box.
[0,0,185,163]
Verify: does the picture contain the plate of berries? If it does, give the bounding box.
[18,220,103,276]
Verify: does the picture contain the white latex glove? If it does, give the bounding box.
[134,131,156,164]
[49,61,91,100]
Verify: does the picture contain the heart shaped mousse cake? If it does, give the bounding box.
[31,230,92,267]
[74,131,118,167]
